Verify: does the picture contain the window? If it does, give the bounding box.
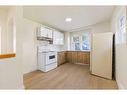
[119,16,126,43]
[71,31,91,51]
[72,36,80,50]
[82,34,90,50]
[116,15,126,44]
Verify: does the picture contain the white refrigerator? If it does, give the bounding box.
[90,32,113,79]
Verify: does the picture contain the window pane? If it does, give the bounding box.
[82,41,90,50]
[118,15,126,44]
[75,43,80,50]
[71,32,91,51]
[82,34,90,50]
[73,36,79,42]
[82,35,87,41]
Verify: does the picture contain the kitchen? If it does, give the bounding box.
[22,6,117,89]
[0,6,126,89]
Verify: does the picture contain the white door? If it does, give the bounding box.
[91,32,113,79]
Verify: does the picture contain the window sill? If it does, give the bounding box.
[0,53,16,59]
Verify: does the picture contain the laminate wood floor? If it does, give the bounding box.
[23,63,118,89]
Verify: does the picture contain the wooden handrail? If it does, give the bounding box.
[0,53,16,59]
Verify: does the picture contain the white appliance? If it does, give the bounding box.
[90,32,113,79]
[37,46,57,72]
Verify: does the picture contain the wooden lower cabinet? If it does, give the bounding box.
[66,51,90,64]
[66,51,72,63]
[77,52,84,63]
[86,53,90,64]
[57,51,90,66]
[71,51,77,63]
[57,51,66,66]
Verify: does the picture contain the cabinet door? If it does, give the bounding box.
[37,27,53,38]
[53,30,59,44]
[77,52,89,64]
[61,52,66,64]
[47,28,53,38]
[40,27,47,37]
[63,52,66,63]
[57,53,61,66]
[66,51,72,63]
[71,52,77,63]
[77,52,83,63]
[82,52,87,64]
[86,52,90,64]
[59,32,64,45]
[53,30,64,45]
[57,52,66,66]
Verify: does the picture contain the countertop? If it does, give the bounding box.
[57,50,90,53]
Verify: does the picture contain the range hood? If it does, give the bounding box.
[37,36,53,44]
[37,36,52,41]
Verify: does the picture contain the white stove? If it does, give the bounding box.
[37,46,57,72]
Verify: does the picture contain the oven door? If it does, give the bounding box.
[46,52,57,65]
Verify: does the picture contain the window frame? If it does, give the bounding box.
[70,31,91,51]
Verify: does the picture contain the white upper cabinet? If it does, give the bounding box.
[53,30,64,45]
[37,26,64,45]
[53,30,59,44]
[47,28,53,38]
[37,27,53,39]
[59,32,64,45]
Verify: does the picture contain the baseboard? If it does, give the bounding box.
[23,68,38,75]
[116,78,125,89]
[74,63,90,66]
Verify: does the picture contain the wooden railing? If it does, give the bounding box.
[0,53,16,59]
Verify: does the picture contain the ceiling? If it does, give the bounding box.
[23,6,115,32]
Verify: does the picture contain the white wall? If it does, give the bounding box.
[22,18,65,74]
[0,8,16,54]
[111,6,127,89]
[0,9,8,54]
[92,21,111,33]
[0,58,22,89]
[22,18,39,74]
[7,11,16,54]
[64,32,71,50]
[0,7,24,89]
